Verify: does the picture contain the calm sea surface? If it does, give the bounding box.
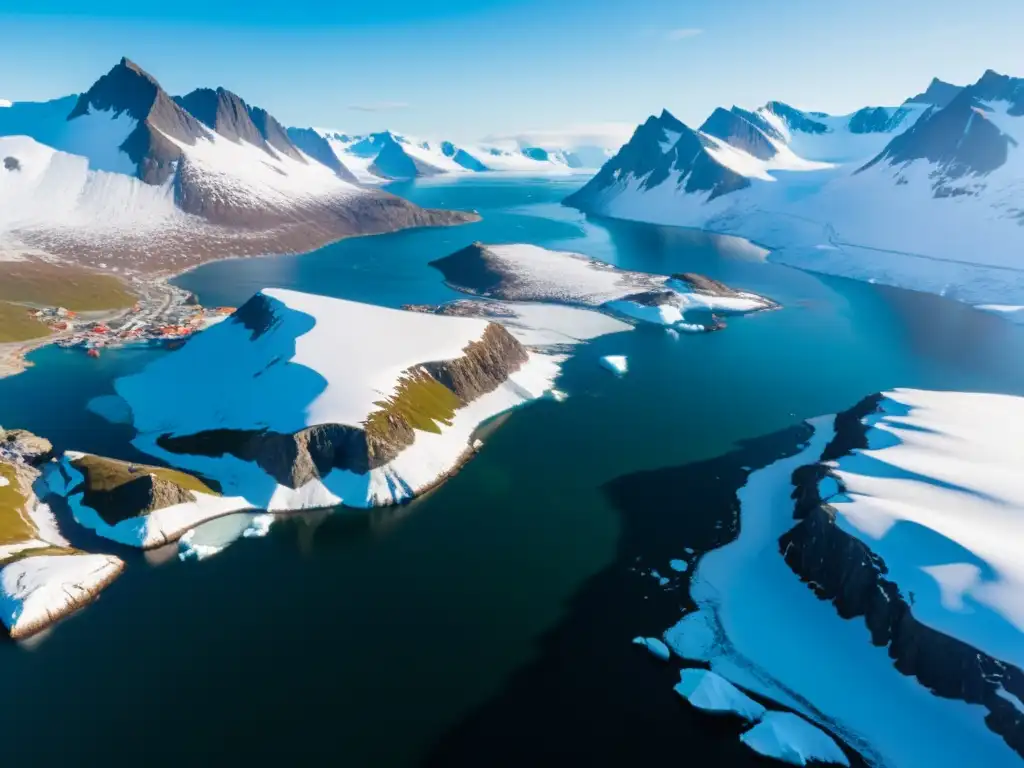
[1,175,1023,766]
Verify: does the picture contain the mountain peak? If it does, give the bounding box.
[905,77,963,108]
[657,109,686,132]
[69,58,164,122]
[699,107,778,160]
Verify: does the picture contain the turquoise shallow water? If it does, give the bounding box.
[1,176,1023,766]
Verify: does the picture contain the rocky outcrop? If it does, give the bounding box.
[67,454,219,526]
[3,156,19,171]
[156,322,529,493]
[780,395,1024,757]
[0,427,54,464]
[428,243,513,297]
[670,272,744,298]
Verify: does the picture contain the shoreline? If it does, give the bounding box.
[566,204,1024,320]
[426,423,869,767]
[0,211,484,381]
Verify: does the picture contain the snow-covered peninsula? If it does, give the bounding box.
[108,288,561,512]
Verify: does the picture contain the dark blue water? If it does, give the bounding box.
[2,176,1024,766]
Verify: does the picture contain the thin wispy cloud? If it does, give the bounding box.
[666,28,703,41]
[348,101,409,112]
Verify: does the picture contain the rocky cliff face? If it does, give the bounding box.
[155,312,529,495]
[780,395,1024,758]
[67,454,219,526]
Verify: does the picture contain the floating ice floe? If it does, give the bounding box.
[673,669,765,722]
[632,636,671,661]
[600,355,628,375]
[740,712,849,766]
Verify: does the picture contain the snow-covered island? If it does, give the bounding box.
[101,288,560,512]
[565,71,1024,315]
[428,242,777,332]
[0,428,124,639]
[663,390,1024,766]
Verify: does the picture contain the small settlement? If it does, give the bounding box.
[29,298,236,358]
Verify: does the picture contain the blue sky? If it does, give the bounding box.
[1,0,1023,142]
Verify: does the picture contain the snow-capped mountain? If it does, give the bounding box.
[566,70,1024,314]
[0,58,472,273]
[287,127,618,182]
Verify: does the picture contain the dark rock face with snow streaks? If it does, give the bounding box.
[781,394,1024,758]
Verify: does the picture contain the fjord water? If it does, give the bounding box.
[2,176,1024,765]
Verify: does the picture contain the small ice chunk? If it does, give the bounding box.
[632,636,671,661]
[674,669,766,721]
[665,328,680,340]
[599,355,628,375]
[649,568,670,586]
[548,389,568,402]
[740,712,849,766]
[243,514,274,538]
[669,559,689,573]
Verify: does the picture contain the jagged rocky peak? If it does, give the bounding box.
[862,85,1016,180]
[562,110,698,207]
[67,57,210,184]
[69,57,163,122]
[564,104,751,208]
[175,87,263,144]
[848,106,912,134]
[699,106,779,160]
[905,77,964,108]
[247,105,306,161]
[764,101,828,134]
[972,69,1024,114]
[656,108,687,133]
[173,86,307,161]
